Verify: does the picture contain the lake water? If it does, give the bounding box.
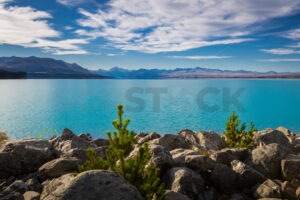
[0,79,299,139]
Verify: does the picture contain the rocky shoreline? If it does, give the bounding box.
[0,127,299,200]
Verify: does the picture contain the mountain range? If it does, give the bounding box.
[0,56,299,79]
[93,66,300,79]
[0,56,108,79]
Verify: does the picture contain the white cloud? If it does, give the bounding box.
[168,56,232,60]
[284,28,300,40]
[75,0,300,53]
[56,0,87,6]
[0,0,88,55]
[52,49,88,55]
[64,26,73,30]
[260,59,300,62]
[260,48,300,55]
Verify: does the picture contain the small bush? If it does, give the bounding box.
[76,104,165,200]
[222,110,257,148]
[0,131,9,145]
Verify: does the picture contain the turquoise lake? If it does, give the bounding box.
[0,79,299,139]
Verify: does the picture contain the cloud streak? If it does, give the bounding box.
[75,0,300,53]
[260,59,300,62]
[168,56,232,60]
[260,48,300,55]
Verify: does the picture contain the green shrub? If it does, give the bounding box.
[0,131,9,145]
[222,110,257,148]
[76,104,165,200]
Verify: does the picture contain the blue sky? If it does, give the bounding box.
[0,0,300,72]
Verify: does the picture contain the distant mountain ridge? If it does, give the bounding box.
[0,56,108,79]
[93,66,300,79]
[0,56,299,79]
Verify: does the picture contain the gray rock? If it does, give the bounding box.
[25,178,42,193]
[150,134,190,151]
[254,179,282,199]
[41,170,142,200]
[165,190,190,200]
[62,146,107,163]
[292,135,300,154]
[231,160,266,188]
[91,138,109,146]
[164,167,204,200]
[23,191,40,200]
[147,144,173,172]
[0,139,54,177]
[185,155,215,174]
[1,192,24,200]
[230,193,244,200]
[210,148,249,165]
[137,132,160,145]
[281,154,300,184]
[78,133,92,141]
[0,180,27,198]
[296,187,300,198]
[40,173,75,200]
[194,131,227,151]
[128,144,173,174]
[170,148,199,166]
[253,129,293,151]
[38,157,80,180]
[281,181,298,200]
[210,163,237,194]
[178,129,227,151]
[246,143,289,179]
[51,128,97,155]
[177,129,202,150]
[276,127,295,143]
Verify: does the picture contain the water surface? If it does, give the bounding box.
[0,79,299,139]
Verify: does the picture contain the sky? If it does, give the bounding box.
[0,0,300,72]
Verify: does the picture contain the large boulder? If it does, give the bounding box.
[0,139,54,177]
[38,157,80,180]
[184,155,215,174]
[281,154,300,184]
[91,138,109,147]
[41,170,142,200]
[25,178,42,193]
[62,146,107,163]
[210,163,237,194]
[127,144,173,174]
[165,190,190,200]
[170,148,199,166]
[276,127,295,142]
[253,129,293,151]
[23,191,40,200]
[194,131,227,151]
[178,129,227,151]
[50,128,97,156]
[210,148,249,165]
[281,181,298,200]
[254,179,282,199]
[292,134,300,154]
[246,143,289,179]
[150,134,190,151]
[137,132,161,145]
[231,160,266,188]
[0,180,27,199]
[164,167,204,200]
